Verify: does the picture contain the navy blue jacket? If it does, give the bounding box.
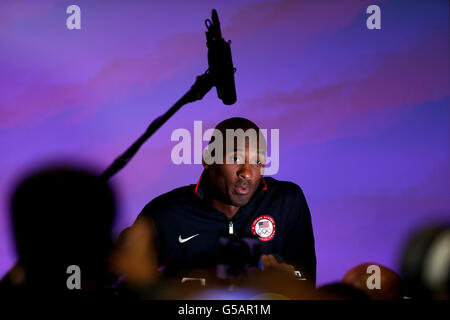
[135,172,316,284]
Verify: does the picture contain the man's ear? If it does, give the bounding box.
[202,149,209,169]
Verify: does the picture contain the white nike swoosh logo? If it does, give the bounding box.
[178,234,199,243]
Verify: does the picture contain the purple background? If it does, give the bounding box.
[0,0,448,285]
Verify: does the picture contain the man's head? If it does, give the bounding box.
[202,117,266,207]
[10,165,116,293]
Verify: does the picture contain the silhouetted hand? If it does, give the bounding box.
[260,254,295,279]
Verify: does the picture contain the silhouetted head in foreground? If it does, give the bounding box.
[8,165,116,296]
[342,262,403,300]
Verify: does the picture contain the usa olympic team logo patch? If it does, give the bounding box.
[251,215,276,241]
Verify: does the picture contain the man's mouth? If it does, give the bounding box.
[233,182,250,195]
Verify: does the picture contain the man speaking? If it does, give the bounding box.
[130,117,316,286]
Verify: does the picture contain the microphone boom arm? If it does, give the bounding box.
[99,71,213,182]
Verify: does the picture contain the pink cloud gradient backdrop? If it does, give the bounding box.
[0,0,448,285]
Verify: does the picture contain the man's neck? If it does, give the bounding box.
[210,198,240,220]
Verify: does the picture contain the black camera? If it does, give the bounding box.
[215,234,261,281]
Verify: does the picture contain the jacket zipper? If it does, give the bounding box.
[228,221,234,235]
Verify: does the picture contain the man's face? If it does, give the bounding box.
[206,143,265,207]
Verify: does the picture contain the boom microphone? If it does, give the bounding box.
[205,9,237,105]
[100,9,236,181]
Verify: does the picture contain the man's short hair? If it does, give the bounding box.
[205,117,267,165]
